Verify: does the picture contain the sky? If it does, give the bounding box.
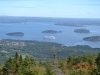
[0,0,100,18]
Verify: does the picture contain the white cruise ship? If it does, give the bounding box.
[43,36,55,40]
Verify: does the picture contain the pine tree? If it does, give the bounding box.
[15,52,19,61]
[95,53,100,75]
[45,63,55,75]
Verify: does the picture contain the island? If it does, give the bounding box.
[83,36,100,41]
[42,30,62,33]
[74,29,90,33]
[6,32,24,36]
[55,23,86,27]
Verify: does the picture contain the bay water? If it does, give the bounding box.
[0,21,100,48]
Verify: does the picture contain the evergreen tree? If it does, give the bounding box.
[15,52,19,62]
[0,64,2,75]
[95,53,100,75]
[45,63,55,75]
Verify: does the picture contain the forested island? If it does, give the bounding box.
[74,29,90,33]
[55,23,86,27]
[42,30,62,33]
[6,32,24,36]
[83,36,100,41]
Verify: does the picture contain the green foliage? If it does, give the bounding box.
[0,39,100,63]
[68,69,90,75]
[2,52,48,75]
[95,53,100,75]
[0,64,2,75]
[59,54,97,75]
[0,39,100,75]
[0,52,100,75]
[45,63,55,75]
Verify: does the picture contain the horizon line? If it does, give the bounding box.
[0,15,100,19]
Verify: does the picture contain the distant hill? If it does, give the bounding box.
[0,16,100,26]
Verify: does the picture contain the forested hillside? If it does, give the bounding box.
[0,52,55,75]
[0,52,100,75]
[0,39,100,75]
[0,39,100,63]
[58,54,97,75]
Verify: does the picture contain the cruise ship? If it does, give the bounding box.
[43,36,55,40]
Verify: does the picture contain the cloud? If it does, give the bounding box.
[89,0,100,1]
[0,0,27,1]
[75,4,100,6]
[13,6,35,8]
[0,6,36,9]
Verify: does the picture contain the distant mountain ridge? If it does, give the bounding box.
[0,16,100,26]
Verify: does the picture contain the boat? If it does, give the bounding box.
[43,36,55,40]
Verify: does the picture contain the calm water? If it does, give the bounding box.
[0,22,100,48]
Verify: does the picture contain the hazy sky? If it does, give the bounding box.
[0,0,100,18]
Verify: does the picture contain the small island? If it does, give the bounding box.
[83,36,100,41]
[42,30,62,33]
[74,29,90,33]
[6,32,24,36]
